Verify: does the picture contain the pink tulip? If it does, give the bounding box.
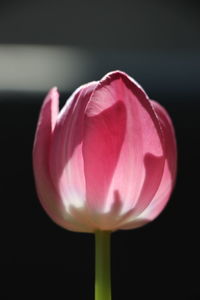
[33,70,177,233]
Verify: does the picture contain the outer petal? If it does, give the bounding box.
[138,101,177,220]
[33,88,90,232]
[49,82,99,231]
[82,71,165,228]
[121,100,177,229]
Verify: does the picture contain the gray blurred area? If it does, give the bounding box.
[0,0,199,93]
[0,0,199,50]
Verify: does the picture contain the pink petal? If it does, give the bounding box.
[49,82,99,229]
[121,100,177,229]
[83,98,127,213]
[33,88,89,232]
[139,100,177,220]
[82,71,165,223]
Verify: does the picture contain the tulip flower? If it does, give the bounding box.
[33,70,177,300]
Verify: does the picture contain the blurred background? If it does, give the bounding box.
[0,0,200,299]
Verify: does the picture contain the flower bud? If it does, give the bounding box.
[33,71,177,232]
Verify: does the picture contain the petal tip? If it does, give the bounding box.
[48,86,59,98]
[98,70,148,99]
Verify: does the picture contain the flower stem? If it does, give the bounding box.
[95,230,111,300]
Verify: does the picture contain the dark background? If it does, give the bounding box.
[0,0,200,299]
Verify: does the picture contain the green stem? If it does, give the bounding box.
[95,230,111,300]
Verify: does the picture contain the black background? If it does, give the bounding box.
[0,0,200,299]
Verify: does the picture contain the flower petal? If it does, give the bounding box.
[83,98,127,213]
[33,88,89,232]
[138,100,177,220]
[49,82,99,230]
[82,71,165,223]
[121,100,177,229]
